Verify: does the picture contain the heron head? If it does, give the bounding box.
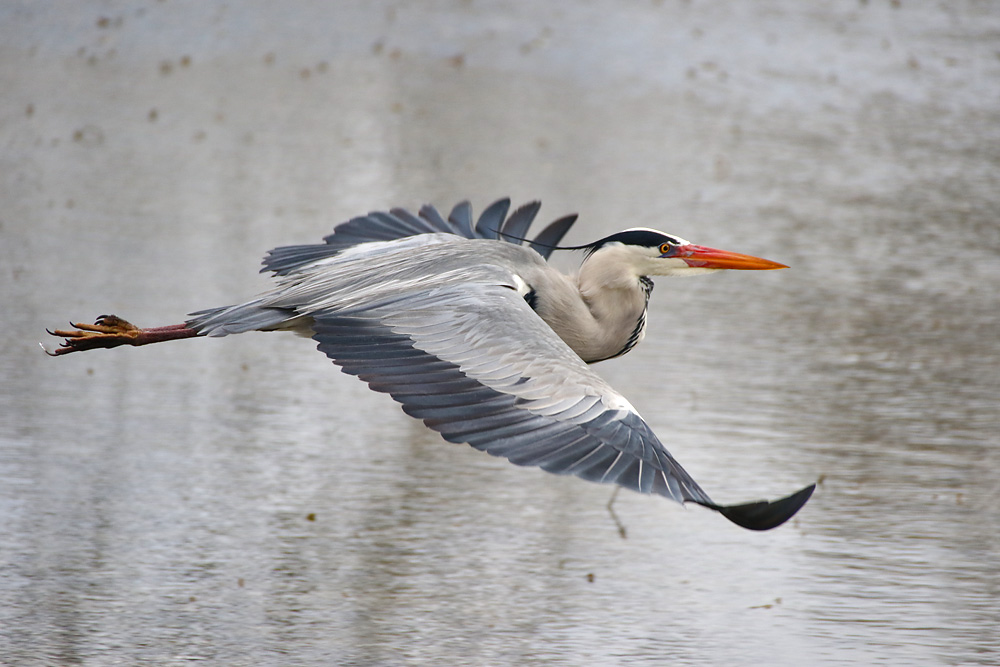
[585,228,787,277]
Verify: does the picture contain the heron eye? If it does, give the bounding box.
[659,243,673,255]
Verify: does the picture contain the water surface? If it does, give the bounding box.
[2,2,998,665]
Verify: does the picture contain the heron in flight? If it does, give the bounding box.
[48,198,814,531]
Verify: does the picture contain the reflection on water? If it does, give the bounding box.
[2,2,999,665]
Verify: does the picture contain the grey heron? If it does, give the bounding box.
[47,198,815,531]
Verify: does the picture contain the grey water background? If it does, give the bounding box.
[2,2,999,665]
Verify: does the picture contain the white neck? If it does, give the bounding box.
[533,245,655,363]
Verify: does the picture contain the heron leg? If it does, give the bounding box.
[606,486,628,539]
[46,314,198,356]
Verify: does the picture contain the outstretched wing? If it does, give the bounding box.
[311,283,813,530]
[263,198,578,276]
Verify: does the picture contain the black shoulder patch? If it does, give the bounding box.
[524,289,538,311]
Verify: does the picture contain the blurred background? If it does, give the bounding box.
[2,1,998,665]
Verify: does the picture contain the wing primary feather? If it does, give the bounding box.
[418,204,453,234]
[480,423,589,456]
[450,415,565,446]
[699,484,816,531]
[368,211,427,236]
[475,198,510,240]
[529,214,578,259]
[599,451,628,483]
[571,446,625,482]
[439,413,540,444]
[388,207,439,233]
[556,443,611,475]
[357,369,476,389]
[513,434,595,468]
[636,459,655,494]
[655,470,684,503]
[448,201,475,238]
[502,434,593,466]
[499,201,541,244]
[396,391,512,414]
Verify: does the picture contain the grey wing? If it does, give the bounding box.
[262,198,578,276]
[310,284,814,530]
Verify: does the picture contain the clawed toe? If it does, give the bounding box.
[56,315,139,336]
[45,314,141,355]
[94,314,138,331]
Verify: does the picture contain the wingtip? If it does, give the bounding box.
[715,483,816,531]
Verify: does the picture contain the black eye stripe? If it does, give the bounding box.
[589,230,681,251]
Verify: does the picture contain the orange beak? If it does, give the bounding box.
[675,244,788,270]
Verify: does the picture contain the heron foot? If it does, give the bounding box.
[45,315,197,356]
